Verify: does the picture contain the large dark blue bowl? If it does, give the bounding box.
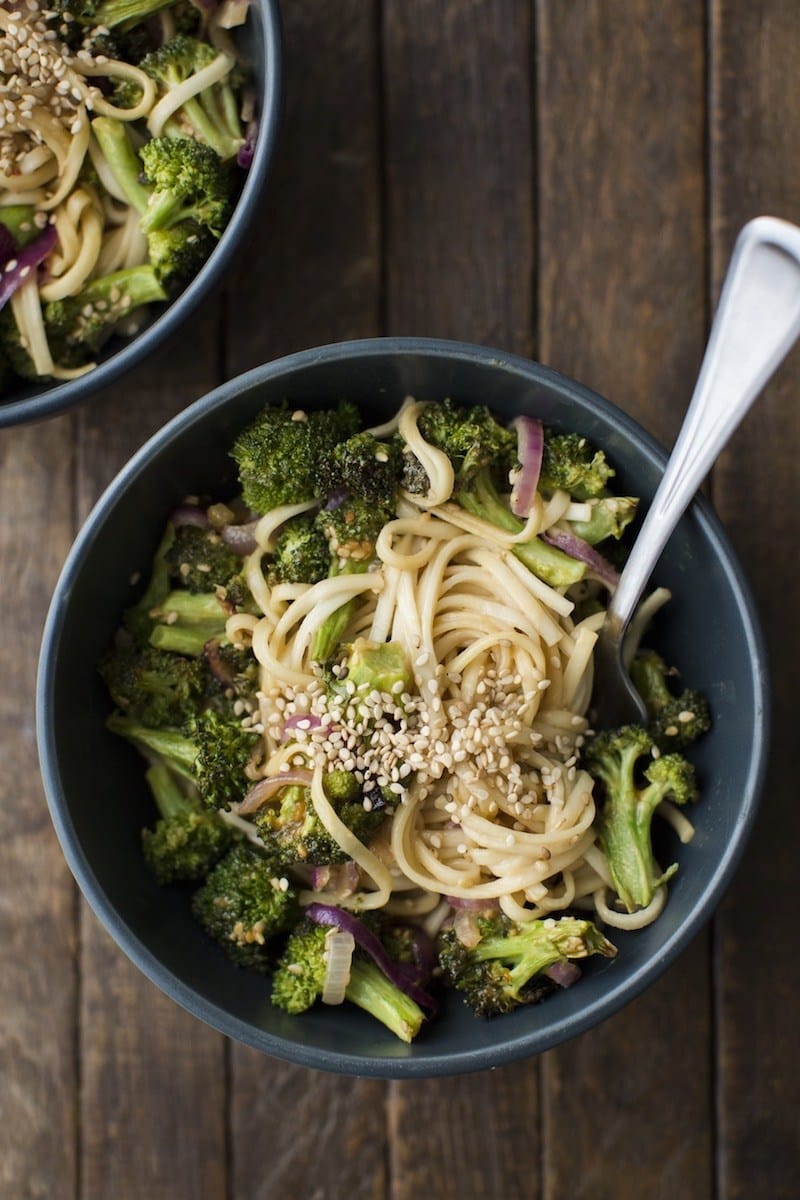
[36,338,769,1077]
[0,1,282,429]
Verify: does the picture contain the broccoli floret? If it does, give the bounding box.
[147,221,216,295]
[139,35,243,161]
[416,399,517,484]
[318,432,403,507]
[231,401,360,514]
[270,515,331,585]
[271,920,426,1042]
[438,913,616,1017]
[203,640,259,709]
[51,0,173,31]
[43,266,166,368]
[192,844,300,970]
[107,708,260,810]
[585,725,698,912]
[255,772,386,867]
[630,650,711,751]
[568,495,639,545]
[139,136,232,236]
[141,759,239,884]
[99,641,206,728]
[539,430,614,500]
[165,525,244,594]
[147,588,230,656]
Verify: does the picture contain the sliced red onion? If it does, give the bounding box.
[544,959,582,988]
[0,223,17,264]
[170,504,212,529]
[306,903,438,1014]
[310,860,360,896]
[282,712,323,740]
[221,521,258,556]
[237,119,258,169]
[238,768,313,814]
[542,528,620,590]
[509,416,544,517]
[204,639,236,685]
[0,225,57,311]
[453,909,482,949]
[446,895,499,912]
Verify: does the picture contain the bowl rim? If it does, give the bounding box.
[36,336,771,1077]
[0,0,283,430]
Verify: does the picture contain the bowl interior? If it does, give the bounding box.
[0,0,282,429]
[38,341,768,1076]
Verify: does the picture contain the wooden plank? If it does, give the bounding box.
[536,5,712,1198]
[383,0,535,356]
[709,4,800,1197]
[77,316,228,1200]
[0,416,77,1200]
[382,3,538,1197]
[225,6,388,1198]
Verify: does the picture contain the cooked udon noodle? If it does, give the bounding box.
[225,400,674,933]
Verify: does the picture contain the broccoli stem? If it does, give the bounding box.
[473,928,565,991]
[150,622,224,656]
[344,959,425,1044]
[107,712,198,780]
[629,653,672,712]
[568,496,638,545]
[0,205,37,247]
[94,0,174,30]
[600,778,677,911]
[457,473,586,588]
[145,759,193,820]
[311,560,369,662]
[152,590,228,624]
[91,117,151,215]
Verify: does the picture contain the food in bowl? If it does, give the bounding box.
[0,0,257,391]
[99,395,711,1043]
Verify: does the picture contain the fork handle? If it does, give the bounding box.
[607,215,800,639]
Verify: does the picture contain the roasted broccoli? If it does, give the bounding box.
[230,401,360,514]
[416,399,517,483]
[99,640,206,728]
[585,725,698,912]
[271,920,427,1042]
[269,515,331,585]
[42,267,165,368]
[539,430,614,500]
[147,588,230,656]
[438,913,616,1017]
[568,495,639,545]
[139,35,243,162]
[122,522,176,645]
[139,136,232,237]
[107,707,260,811]
[51,0,174,32]
[630,650,711,752]
[165,524,245,594]
[147,222,216,295]
[310,499,387,662]
[317,431,403,507]
[255,770,386,867]
[192,843,300,969]
[141,759,239,884]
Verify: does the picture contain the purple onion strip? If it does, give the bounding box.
[510,416,544,517]
[542,527,619,590]
[237,119,258,169]
[0,225,57,311]
[306,903,438,1014]
[170,504,212,529]
[221,521,258,556]
[282,712,323,740]
[544,960,582,988]
[0,224,17,265]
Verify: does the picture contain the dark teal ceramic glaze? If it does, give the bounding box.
[0,1,282,429]
[36,339,769,1077]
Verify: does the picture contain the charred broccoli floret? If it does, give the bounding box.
[139,35,243,161]
[107,708,260,811]
[99,641,206,728]
[416,399,516,483]
[141,759,239,884]
[43,266,166,368]
[585,725,698,913]
[231,401,360,514]
[147,222,216,295]
[165,524,247,596]
[254,771,387,867]
[437,913,616,1017]
[139,136,232,236]
[269,515,331,585]
[318,431,403,506]
[539,430,614,500]
[271,919,426,1042]
[192,844,300,970]
[630,650,711,752]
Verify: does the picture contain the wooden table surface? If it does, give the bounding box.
[1,3,798,1198]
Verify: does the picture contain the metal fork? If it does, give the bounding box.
[592,216,800,729]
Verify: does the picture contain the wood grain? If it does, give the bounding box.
[710,3,800,1196]
[225,6,388,1197]
[76,315,228,1200]
[383,0,535,355]
[382,4,538,1197]
[536,5,712,1197]
[0,417,77,1200]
